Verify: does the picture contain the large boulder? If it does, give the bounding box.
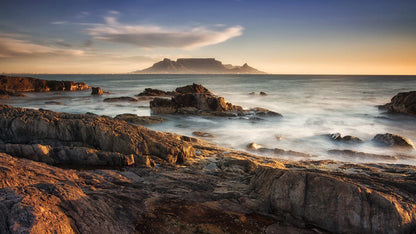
[372,133,414,149]
[0,104,195,165]
[91,87,104,95]
[0,75,89,92]
[381,91,416,116]
[137,88,176,97]
[328,133,362,144]
[150,83,280,117]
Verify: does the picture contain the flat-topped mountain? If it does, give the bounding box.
[133,58,265,74]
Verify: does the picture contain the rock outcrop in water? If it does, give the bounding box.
[372,133,415,149]
[150,83,282,117]
[381,91,416,116]
[0,105,415,233]
[0,75,90,92]
[133,58,265,74]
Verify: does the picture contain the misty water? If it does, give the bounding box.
[3,74,416,165]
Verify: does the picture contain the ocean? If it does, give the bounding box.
[3,74,416,165]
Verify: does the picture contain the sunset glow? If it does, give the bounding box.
[1,0,415,74]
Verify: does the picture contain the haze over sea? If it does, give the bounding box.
[4,74,416,165]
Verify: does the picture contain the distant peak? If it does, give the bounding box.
[133,58,265,74]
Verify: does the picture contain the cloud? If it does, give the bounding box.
[0,34,84,58]
[51,21,68,25]
[85,16,243,49]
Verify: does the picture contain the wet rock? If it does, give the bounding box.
[114,113,165,125]
[328,149,398,160]
[45,101,63,105]
[247,107,282,117]
[103,96,138,102]
[192,131,214,138]
[0,104,195,165]
[246,142,313,157]
[150,83,280,117]
[328,133,362,144]
[248,92,256,95]
[137,88,175,97]
[91,87,104,95]
[381,91,416,116]
[372,133,414,149]
[0,75,90,92]
[259,91,267,96]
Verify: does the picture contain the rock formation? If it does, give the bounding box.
[103,96,138,102]
[133,58,265,74]
[328,133,363,144]
[0,104,194,165]
[372,133,415,149]
[114,113,165,125]
[0,105,415,233]
[381,91,416,116]
[91,87,104,95]
[0,75,90,92]
[150,83,281,117]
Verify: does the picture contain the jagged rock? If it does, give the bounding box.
[91,87,104,95]
[0,104,195,165]
[250,166,416,233]
[381,91,416,116]
[0,75,90,92]
[137,88,176,97]
[150,84,280,117]
[246,142,313,157]
[103,96,138,102]
[192,131,214,138]
[328,133,362,144]
[114,113,165,125]
[372,133,414,149]
[0,89,26,99]
[3,143,134,166]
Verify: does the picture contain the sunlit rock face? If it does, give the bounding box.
[382,91,416,116]
[0,75,90,92]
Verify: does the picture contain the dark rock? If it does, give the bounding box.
[248,107,282,117]
[103,96,138,102]
[381,91,416,116]
[328,133,363,144]
[0,75,90,92]
[91,87,104,95]
[248,92,256,95]
[150,84,279,117]
[0,89,26,99]
[114,113,165,125]
[175,83,212,94]
[259,91,267,96]
[45,101,63,105]
[328,149,398,160]
[192,131,214,138]
[372,133,414,149]
[246,142,313,157]
[137,88,175,97]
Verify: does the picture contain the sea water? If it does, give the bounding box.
[3,74,416,165]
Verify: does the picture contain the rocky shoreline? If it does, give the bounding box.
[0,104,415,233]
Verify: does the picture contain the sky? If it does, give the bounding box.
[0,0,415,74]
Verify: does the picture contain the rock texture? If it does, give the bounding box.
[0,105,415,234]
[0,104,194,165]
[150,83,281,117]
[137,88,175,97]
[91,87,103,95]
[372,133,415,149]
[328,133,363,144]
[103,96,138,102]
[114,113,165,125]
[0,75,89,92]
[382,91,416,116]
[133,58,265,74]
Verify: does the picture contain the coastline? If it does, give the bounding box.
[0,104,415,233]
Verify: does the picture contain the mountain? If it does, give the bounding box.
[132,58,265,74]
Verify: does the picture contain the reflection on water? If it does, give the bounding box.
[2,74,416,164]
